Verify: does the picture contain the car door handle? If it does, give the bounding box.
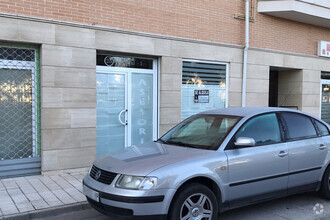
[319,144,327,150]
[278,151,288,157]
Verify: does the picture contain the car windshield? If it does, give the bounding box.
[159,114,241,150]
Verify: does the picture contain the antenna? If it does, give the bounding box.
[280,89,292,107]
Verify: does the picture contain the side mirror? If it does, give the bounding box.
[235,137,256,147]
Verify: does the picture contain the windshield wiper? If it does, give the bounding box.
[165,140,200,148]
[157,139,169,144]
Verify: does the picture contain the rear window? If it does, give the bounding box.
[281,112,317,139]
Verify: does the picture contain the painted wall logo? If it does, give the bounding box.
[318,41,330,58]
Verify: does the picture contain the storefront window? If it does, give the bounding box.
[321,72,330,124]
[181,60,227,120]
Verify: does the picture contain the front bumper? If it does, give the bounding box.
[82,175,175,217]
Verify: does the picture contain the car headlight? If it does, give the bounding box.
[115,175,158,190]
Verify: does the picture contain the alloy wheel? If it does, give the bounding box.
[179,193,213,220]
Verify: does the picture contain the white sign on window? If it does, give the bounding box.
[318,41,330,58]
[194,90,209,103]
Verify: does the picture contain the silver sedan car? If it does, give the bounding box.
[82,107,330,220]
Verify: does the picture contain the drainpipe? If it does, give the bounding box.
[242,0,249,107]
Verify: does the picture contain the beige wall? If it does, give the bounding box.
[245,65,270,107]
[301,70,321,116]
[278,70,303,109]
[0,15,329,172]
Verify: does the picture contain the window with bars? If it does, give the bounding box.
[181,60,227,121]
[0,46,40,161]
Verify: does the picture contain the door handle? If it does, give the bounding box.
[118,109,128,125]
[278,151,288,157]
[319,144,327,150]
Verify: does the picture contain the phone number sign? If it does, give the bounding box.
[194,90,209,103]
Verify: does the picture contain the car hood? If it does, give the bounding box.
[93,142,214,176]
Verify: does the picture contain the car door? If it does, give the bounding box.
[280,112,328,193]
[225,113,289,206]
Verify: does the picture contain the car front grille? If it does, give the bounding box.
[90,165,117,185]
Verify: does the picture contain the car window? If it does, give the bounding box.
[160,115,241,150]
[235,113,281,146]
[315,120,329,136]
[281,112,317,139]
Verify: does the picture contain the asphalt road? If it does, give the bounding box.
[44,192,330,220]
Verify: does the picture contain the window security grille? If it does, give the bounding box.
[0,46,39,160]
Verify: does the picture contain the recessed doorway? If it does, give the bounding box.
[269,70,278,107]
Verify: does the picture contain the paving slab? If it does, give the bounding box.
[7,189,30,204]
[30,199,50,210]
[24,193,43,202]
[38,176,62,191]
[15,178,36,194]
[52,189,76,205]
[60,174,82,187]
[49,175,73,190]
[1,179,19,190]
[1,204,19,216]
[16,202,35,213]
[64,187,86,202]
[26,178,51,193]
[0,181,5,191]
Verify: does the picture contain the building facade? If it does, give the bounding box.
[0,0,329,177]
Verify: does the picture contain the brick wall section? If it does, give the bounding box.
[0,0,329,55]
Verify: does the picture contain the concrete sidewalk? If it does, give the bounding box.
[0,172,89,219]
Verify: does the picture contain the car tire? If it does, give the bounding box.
[168,183,218,220]
[320,165,330,200]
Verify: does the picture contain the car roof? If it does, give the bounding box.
[200,107,299,117]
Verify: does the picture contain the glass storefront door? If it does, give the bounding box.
[96,71,127,157]
[96,65,157,157]
[321,80,330,124]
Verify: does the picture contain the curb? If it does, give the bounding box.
[1,202,91,220]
